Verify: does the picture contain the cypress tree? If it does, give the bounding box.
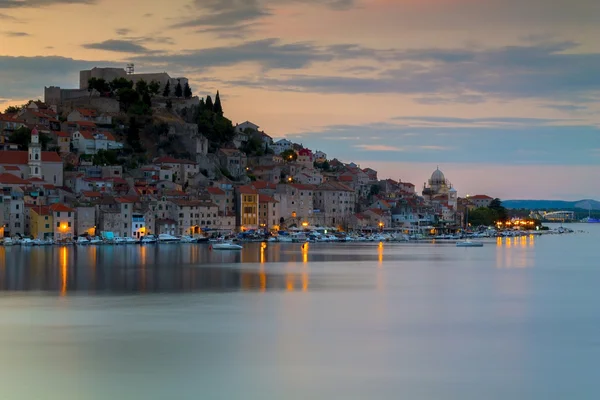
[183,82,192,99]
[162,81,171,97]
[174,79,183,98]
[205,95,214,111]
[213,90,223,115]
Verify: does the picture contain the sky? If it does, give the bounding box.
[1,0,599,200]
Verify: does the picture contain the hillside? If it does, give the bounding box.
[503,199,600,210]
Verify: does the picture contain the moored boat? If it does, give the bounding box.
[210,241,243,250]
[456,240,484,247]
[158,233,180,243]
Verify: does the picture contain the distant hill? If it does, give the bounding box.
[503,199,600,210]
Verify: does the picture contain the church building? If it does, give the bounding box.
[0,128,64,186]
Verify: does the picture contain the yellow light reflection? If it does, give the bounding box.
[286,274,294,291]
[378,242,383,265]
[140,245,146,292]
[529,235,535,247]
[259,264,266,292]
[302,271,309,292]
[496,237,502,247]
[520,236,527,248]
[60,247,67,296]
[506,238,512,248]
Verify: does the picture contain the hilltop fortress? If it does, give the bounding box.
[44,66,190,111]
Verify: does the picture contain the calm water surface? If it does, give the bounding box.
[1,224,599,399]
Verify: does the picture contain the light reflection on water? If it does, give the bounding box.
[0,225,599,399]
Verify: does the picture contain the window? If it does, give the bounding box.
[16,204,19,210]
[68,222,71,228]
[56,211,60,217]
[124,223,128,228]
[45,224,49,229]
[35,153,39,160]
[34,167,38,174]
[68,212,71,218]
[56,222,60,227]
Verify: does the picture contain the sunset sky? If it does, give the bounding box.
[1,0,599,200]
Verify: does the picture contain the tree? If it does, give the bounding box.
[116,88,139,112]
[9,127,52,150]
[174,80,183,98]
[213,91,223,115]
[162,81,171,97]
[281,149,297,162]
[4,105,21,114]
[488,198,508,222]
[468,207,499,227]
[126,117,143,153]
[92,149,119,166]
[148,80,161,97]
[109,77,133,94]
[166,99,173,110]
[135,79,149,96]
[369,184,380,196]
[183,82,192,99]
[88,78,110,97]
[205,95,214,110]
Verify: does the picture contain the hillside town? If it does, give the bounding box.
[0,66,497,242]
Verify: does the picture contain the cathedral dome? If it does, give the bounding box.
[431,167,445,183]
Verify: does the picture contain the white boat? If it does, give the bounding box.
[456,240,484,247]
[141,235,157,244]
[179,235,195,243]
[89,237,103,245]
[277,235,293,242]
[114,237,126,245]
[158,233,180,243]
[124,237,138,244]
[76,236,90,245]
[2,238,16,246]
[21,238,35,246]
[211,241,243,250]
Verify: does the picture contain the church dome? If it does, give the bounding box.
[431,167,445,183]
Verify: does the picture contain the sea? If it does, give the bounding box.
[0,223,598,400]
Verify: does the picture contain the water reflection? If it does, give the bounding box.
[495,235,535,269]
[0,243,399,293]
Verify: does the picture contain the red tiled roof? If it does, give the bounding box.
[207,187,225,195]
[259,194,277,203]
[3,165,21,171]
[338,175,353,182]
[28,177,45,183]
[76,121,97,127]
[49,203,74,212]
[0,173,28,184]
[99,131,116,141]
[290,183,316,190]
[0,151,61,164]
[251,181,277,190]
[55,131,70,138]
[238,185,258,194]
[115,197,135,203]
[470,194,493,200]
[29,205,52,216]
[317,181,354,192]
[75,108,97,117]
[367,208,387,216]
[81,191,102,198]
[74,130,94,140]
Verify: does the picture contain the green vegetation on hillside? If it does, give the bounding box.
[9,127,52,151]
